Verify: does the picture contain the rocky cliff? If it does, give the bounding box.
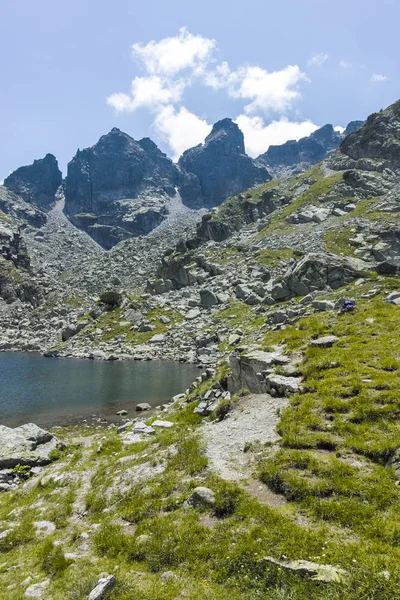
[258,121,364,178]
[4,153,62,211]
[178,118,271,207]
[64,128,180,249]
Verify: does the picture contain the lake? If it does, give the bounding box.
[0,352,199,428]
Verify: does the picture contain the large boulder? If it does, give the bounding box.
[178,118,270,207]
[4,154,62,211]
[0,423,65,469]
[284,252,360,298]
[229,350,289,394]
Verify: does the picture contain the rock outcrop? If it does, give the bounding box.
[64,128,180,249]
[4,154,62,211]
[340,100,400,167]
[178,118,270,207]
[258,121,364,178]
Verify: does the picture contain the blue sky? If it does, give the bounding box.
[1,0,398,179]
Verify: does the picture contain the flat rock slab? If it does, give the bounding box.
[152,420,174,429]
[310,335,338,348]
[263,556,347,583]
[24,579,51,598]
[0,423,64,469]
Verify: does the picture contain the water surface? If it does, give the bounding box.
[0,352,199,427]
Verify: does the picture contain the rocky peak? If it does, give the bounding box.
[204,118,246,154]
[257,120,364,178]
[3,153,62,211]
[178,119,270,208]
[64,129,180,249]
[344,120,365,136]
[340,100,400,165]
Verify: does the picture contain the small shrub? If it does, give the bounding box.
[12,464,32,480]
[38,538,70,576]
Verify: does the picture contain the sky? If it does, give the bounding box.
[0,0,399,179]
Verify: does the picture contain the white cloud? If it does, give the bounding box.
[334,125,345,133]
[308,53,329,67]
[230,65,309,114]
[153,105,212,160]
[131,27,216,76]
[107,29,315,158]
[107,76,186,112]
[339,59,351,69]
[235,115,319,157]
[371,73,387,82]
[205,63,308,114]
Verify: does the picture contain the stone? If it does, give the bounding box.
[132,422,156,435]
[312,300,335,311]
[229,350,289,394]
[265,374,302,397]
[116,410,128,416]
[189,486,216,507]
[24,579,51,598]
[0,423,65,469]
[33,521,56,538]
[159,315,170,324]
[88,575,116,600]
[185,308,201,320]
[152,420,174,429]
[136,403,151,412]
[310,335,338,348]
[262,556,346,583]
[150,334,166,343]
[200,289,219,308]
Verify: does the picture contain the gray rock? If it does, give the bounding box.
[132,422,156,435]
[136,403,151,412]
[229,350,289,394]
[24,579,51,598]
[185,308,201,320]
[152,420,174,429]
[265,374,302,396]
[88,575,116,600]
[200,289,219,308]
[189,486,216,507]
[0,423,65,469]
[4,154,62,211]
[310,335,338,348]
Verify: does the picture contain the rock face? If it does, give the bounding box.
[178,118,270,207]
[258,122,364,178]
[4,154,62,211]
[0,423,65,468]
[340,100,400,166]
[64,128,180,249]
[270,253,360,301]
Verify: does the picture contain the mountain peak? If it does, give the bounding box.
[4,154,62,211]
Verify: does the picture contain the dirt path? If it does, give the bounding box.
[202,393,288,506]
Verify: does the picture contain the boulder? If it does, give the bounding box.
[310,335,338,348]
[135,403,151,412]
[200,289,219,308]
[188,486,216,507]
[229,350,289,394]
[0,423,65,469]
[88,575,116,600]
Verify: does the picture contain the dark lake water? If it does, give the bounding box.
[0,353,199,428]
